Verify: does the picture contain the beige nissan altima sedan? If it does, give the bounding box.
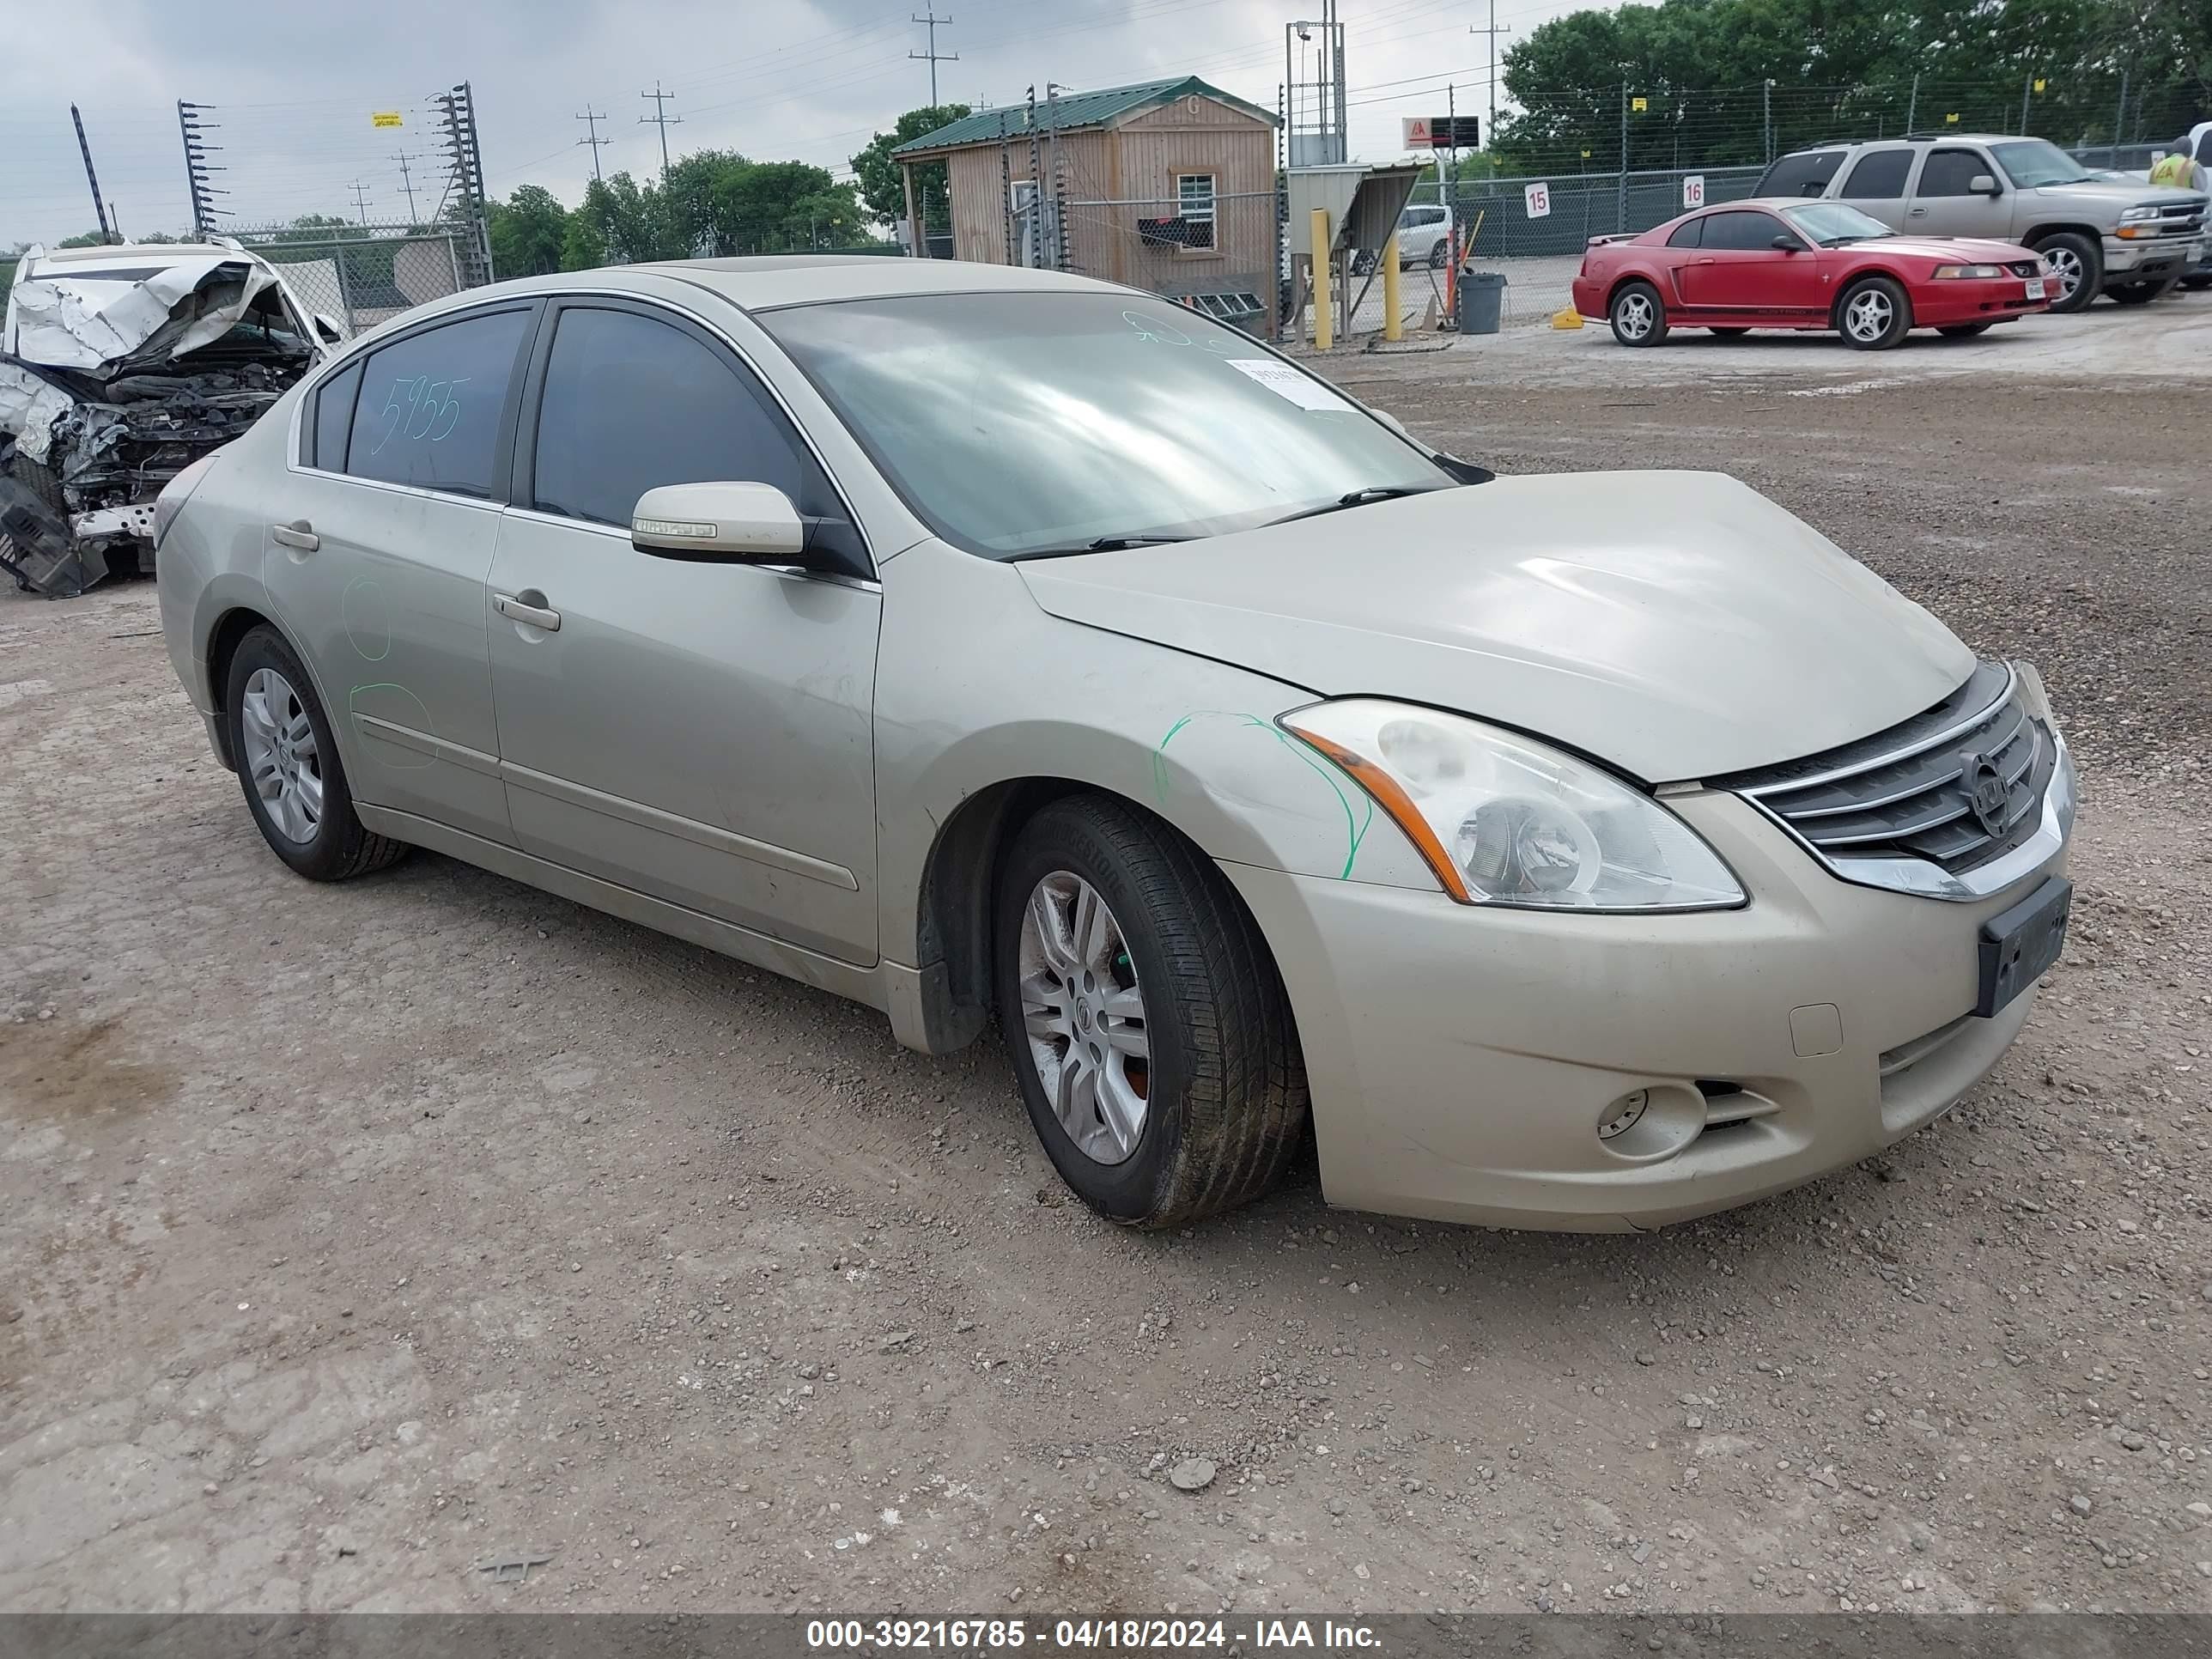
[152,257,2075,1232]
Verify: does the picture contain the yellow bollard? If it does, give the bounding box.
[1382,232,1402,342]
[1310,208,1332,351]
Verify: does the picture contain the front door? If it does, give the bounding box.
[1675,209,1826,314]
[485,299,882,964]
[262,301,540,846]
[1906,147,2013,240]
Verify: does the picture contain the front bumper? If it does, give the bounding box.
[1224,787,2069,1232]
[2104,236,2191,279]
[1911,276,2049,326]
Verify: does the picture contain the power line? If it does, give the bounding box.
[639,80,682,179]
[390,150,422,221]
[576,106,611,182]
[909,12,959,106]
[1472,9,1515,142]
[348,180,373,223]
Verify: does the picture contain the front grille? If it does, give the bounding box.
[2154,199,2207,237]
[1717,661,2055,878]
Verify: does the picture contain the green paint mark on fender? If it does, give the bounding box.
[1153,711,1373,879]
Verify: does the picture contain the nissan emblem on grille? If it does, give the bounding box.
[1966,751,2011,838]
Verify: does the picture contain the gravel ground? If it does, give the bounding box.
[3,298,2210,1617]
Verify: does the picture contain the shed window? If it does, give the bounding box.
[1175,173,1217,249]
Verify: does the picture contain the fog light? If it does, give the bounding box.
[1596,1090,1649,1141]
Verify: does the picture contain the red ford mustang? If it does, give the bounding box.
[1572,199,2052,349]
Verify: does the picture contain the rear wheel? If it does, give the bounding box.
[1427,240,1450,270]
[1609,281,1668,346]
[1837,276,1911,349]
[224,625,408,882]
[994,795,1307,1229]
[2106,276,2177,306]
[2031,231,2100,313]
[1937,322,1994,338]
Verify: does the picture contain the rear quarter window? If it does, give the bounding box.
[307,360,362,471]
[1759,149,1847,198]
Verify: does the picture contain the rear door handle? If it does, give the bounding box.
[270,520,319,551]
[494,592,562,632]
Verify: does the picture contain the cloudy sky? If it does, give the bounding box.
[0,0,1591,246]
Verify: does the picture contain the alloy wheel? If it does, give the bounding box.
[240,667,324,843]
[1615,293,1654,339]
[2041,246,2084,305]
[1018,872,1151,1165]
[1844,289,1893,343]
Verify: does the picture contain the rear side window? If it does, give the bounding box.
[1841,149,1913,199]
[1759,149,1844,197]
[1916,149,1991,198]
[528,305,823,531]
[2197,131,2212,163]
[344,307,533,499]
[308,360,362,471]
[1699,210,1784,251]
[1665,217,1704,248]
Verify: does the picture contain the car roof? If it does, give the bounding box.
[1778,133,2024,157]
[431,256,1125,318]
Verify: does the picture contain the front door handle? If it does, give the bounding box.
[494,592,562,632]
[270,520,319,551]
[1907,207,1928,218]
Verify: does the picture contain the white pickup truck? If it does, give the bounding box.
[2123,123,2212,288]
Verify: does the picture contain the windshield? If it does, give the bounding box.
[1781,202,1896,246]
[1990,140,2092,188]
[759,291,1449,558]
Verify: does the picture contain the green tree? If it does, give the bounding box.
[57,230,111,248]
[489,185,569,276]
[850,104,971,228]
[559,210,608,271]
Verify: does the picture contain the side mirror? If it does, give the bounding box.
[1970,173,2001,196]
[1771,234,1801,251]
[633,481,807,562]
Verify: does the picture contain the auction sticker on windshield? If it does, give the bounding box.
[1226,359,1352,411]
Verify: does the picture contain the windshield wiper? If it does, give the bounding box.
[1009,533,1197,562]
[1265,484,1442,527]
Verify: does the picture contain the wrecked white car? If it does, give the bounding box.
[1,239,337,598]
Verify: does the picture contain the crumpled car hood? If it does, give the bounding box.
[5,251,285,375]
[1016,471,1973,782]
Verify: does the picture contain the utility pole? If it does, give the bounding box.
[390,150,422,222]
[639,80,682,179]
[1025,84,1042,268]
[349,181,374,224]
[575,106,611,182]
[70,105,114,244]
[1762,78,1775,164]
[910,12,958,106]
[1468,4,1512,146]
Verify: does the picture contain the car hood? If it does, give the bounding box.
[2026,179,2207,213]
[1854,235,2037,263]
[1017,471,1974,782]
[3,244,326,376]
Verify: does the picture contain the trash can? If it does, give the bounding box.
[1455,271,1508,335]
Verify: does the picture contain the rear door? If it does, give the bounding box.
[484,296,883,963]
[1675,209,1825,313]
[265,301,539,845]
[1906,146,2012,239]
[1836,145,1916,230]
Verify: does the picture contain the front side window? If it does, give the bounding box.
[1989,139,2092,188]
[1176,174,1217,249]
[1916,149,1996,198]
[530,305,822,531]
[343,307,533,498]
[1840,149,1913,199]
[1699,210,1786,251]
[760,291,1449,559]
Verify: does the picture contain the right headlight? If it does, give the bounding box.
[1280,698,1745,912]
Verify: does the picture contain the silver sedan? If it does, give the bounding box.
[154,258,2075,1231]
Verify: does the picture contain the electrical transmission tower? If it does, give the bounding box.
[639,81,682,179]
[434,82,494,284]
[176,101,229,238]
[909,12,958,106]
[575,106,611,182]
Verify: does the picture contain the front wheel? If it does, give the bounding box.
[1427,240,1450,270]
[994,796,1307,1229]
[2032,231,2100,313]
[2106,276,2178,307]
[1609,281,1669,346]
[225,625,408,882]
[1837,276,1911,349]
[1937,322,1994,338]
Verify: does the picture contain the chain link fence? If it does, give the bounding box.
[230,223,472,341]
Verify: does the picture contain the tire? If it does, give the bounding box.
[224,624,408,882]
[2105,276,2178,307]
[993,794,1307,1229]
[1708,326,1751,337]
[1937,322,1994,338]
[6,450,66,516]
[1836,275,1912,349]
[1427,240,1449,270]
[2031,230,2100,313]
[2180,275,2212,291]
[1608,281,1669,346]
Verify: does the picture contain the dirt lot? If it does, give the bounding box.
[3,297,2210,1617]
